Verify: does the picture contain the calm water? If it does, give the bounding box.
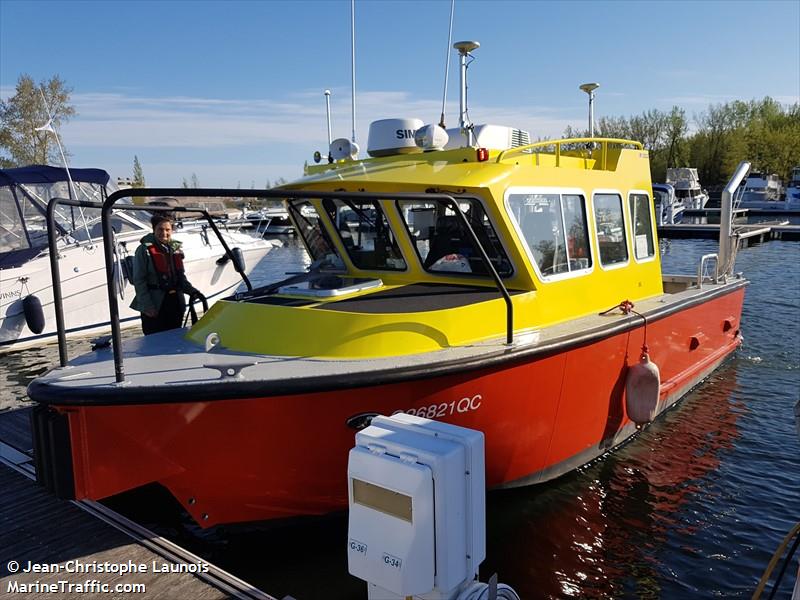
[1,235,798,599]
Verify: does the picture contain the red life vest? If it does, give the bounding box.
[146,243,185,290]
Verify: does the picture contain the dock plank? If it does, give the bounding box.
[0,407,33,454]
[0,466,230,599]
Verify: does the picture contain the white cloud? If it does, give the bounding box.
[4,87,588,185]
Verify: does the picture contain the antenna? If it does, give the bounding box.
[453,40,480,147]
[579,82,600,138]
[350,0,357,145]
[324,89,333,146]
[35,86,93,245]
[439,0,455,128]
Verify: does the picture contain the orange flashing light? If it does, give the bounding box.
[477,148,489,162]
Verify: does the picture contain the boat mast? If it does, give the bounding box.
[453,40,479,147]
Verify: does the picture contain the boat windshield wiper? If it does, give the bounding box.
[341,198,378,230]
[236,258,344,300]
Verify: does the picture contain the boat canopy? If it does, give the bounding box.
[0,165,144,269]
[0,165,110,186]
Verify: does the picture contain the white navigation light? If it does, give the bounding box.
[347,413,485,599]
[330,137,360,161]
[414,124,449,151]
[367,118,424,157]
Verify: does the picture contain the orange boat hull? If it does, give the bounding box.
[41,287,744,527]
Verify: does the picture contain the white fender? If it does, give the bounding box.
[625,350,661,426]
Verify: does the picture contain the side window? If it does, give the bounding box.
[563,195,592,270]
[593,193,628,266]
[397,199,512,276]
[322,198,406,271]
[0,188,28,252]
[507,192,591,276]
[629,193,655,260]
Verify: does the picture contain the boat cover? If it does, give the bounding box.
[0,165,110,186]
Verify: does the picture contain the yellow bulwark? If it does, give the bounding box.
[187,137,662,359]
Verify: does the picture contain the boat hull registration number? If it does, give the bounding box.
[393,394,482,419]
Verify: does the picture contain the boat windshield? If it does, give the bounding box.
[0,184,39,253]
[322,198,407,271]
[287,199,344,268]
[397,198,512,276]
[18,179,148,243]
[652,188,669,204]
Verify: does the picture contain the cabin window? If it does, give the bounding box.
[628,193,655,260]
[507,192,591,276]
[593,193,628,266]
[322,198,406,271]
[0,188,29,252]
[397,198,512,277]
[287,199,344,267]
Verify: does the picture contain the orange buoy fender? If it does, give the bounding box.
[22,294,45,334]
[625,349,661,426]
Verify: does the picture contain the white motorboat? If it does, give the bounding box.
[738,169,797,210]
[231,205,295,234]
[652,183,686,225]
[666,167,709,210]
[0,165,276,352]
[785,167,800,207]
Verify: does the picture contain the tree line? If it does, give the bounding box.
[2,74,798,188]
[564,98,800,187]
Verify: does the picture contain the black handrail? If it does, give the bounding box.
[46,198,103,366]
[92,188,514,383]
[440,197,514,345]
[46,192,254,368]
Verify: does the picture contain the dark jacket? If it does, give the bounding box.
[130,233,196,314]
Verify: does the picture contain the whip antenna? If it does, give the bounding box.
[324,89,333,146]
[350,0,357,144]
[35,86,92,245]
[439,0,455,128]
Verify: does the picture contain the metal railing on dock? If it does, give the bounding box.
[658,221,800,242]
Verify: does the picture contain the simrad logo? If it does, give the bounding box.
[395,128,416,140]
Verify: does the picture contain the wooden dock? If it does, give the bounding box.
[658,222,800,242]
[0,407,285,600]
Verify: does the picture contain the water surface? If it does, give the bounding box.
[1,236,798,599]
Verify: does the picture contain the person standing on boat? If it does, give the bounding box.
[130,214,199,335]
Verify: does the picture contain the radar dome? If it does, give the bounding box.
[367,118,424,157]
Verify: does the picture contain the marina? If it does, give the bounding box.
[1,1,798,598]
[1,236,798,599]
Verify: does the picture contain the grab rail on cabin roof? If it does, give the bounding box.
[93,189,513,383]
[497,137,644,170]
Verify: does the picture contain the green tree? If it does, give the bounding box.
[132,155,145,187]
[0,74,76,167]
[182,173,199,188]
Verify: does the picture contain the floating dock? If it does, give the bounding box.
[0,407,285,600]
[658,222,800,242]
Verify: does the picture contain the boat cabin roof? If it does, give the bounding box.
[179,135,666,357]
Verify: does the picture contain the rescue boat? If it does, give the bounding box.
[28,42,749,528]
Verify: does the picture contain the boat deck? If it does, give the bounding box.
[0,408,282,600]
[29,277,747,405]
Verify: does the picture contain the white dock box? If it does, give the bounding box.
[347,413,485,599]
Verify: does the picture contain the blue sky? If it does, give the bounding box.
[2,0,798,187]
